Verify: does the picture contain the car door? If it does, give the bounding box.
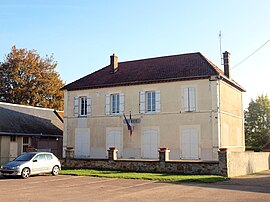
[32,154,47,174]
[45,154,54,171]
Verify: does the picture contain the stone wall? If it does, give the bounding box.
[62,158,219,175]
[218,149,270,177]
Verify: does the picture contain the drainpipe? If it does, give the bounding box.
[217,78,221,149]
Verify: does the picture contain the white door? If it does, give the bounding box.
[143,130,158,159]
[181,128,199,159]
[106,130,122,158]
[75,130,90,158]
[9,142,18,161]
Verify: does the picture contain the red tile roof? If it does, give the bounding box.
[62,52,244,91]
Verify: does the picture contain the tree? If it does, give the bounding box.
[0,45,64,110]
[245,95,270,149]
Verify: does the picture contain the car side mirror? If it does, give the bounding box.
[33,159,38,162]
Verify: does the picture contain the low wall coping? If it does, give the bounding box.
[63,158,219,164]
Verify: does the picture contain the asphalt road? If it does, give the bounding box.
[0,171,269,202]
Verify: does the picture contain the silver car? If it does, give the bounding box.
[0,152,61,179]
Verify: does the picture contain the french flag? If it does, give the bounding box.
[124,113,132,136]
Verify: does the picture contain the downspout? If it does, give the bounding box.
[217,77,221,149]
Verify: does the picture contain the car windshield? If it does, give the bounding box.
[14,153,36,161]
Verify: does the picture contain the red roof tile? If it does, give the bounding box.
[62,52,244,91]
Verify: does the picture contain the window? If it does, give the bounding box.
[139,90,160,114]
[111,94,120,114]
[33,154,46,162]
[74,96,92,117]
[45,154,53,160]
[105,93,124,115]
[183,87,196,112]
[80,97,87,116]
[23,137,30,152]
[146,91,156,112]
[10,136,16,142]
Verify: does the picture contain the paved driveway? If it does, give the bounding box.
[0,171,269,202]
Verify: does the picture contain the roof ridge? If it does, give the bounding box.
[119,52,201,64]
[0,102,54,111]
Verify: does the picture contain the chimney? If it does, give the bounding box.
[223,51,231,79]
[110,54,118,73]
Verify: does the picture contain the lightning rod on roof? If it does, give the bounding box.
[219,31,223,66]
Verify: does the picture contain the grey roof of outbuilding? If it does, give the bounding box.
[0,102,63,137]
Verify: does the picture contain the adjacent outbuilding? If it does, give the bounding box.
[0,102,63,164]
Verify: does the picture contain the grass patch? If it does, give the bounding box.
[60,168,227,183]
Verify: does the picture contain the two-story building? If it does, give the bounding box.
[62,51,245,161]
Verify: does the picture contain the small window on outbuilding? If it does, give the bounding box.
[23,137,30,152]
[10,136,16,142]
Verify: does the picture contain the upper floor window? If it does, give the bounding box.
[140,90,160,114]
[146,91,156,112]
[105,93,124,115]
[80,97,87,116]
[74,96,92,117]
[111,94,120,114]
[183,87,196,112]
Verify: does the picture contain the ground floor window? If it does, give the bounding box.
[10,136,16,142]
[23,137,30,152]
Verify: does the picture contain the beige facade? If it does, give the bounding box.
[63,77,244,161]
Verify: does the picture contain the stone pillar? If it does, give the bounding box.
[65,147,75,159]
[218,148,228,177]
[108,147,118,161]
[159,148,170,162]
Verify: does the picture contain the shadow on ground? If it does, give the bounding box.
[167,170,270,194]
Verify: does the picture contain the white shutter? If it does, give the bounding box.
[105,94,110,115]
[75,130,90,157]
[87,96,92,116]
[155,90,160,113]
[183,88,189,112]
[190,128,199,159]
[119,93,124,114]
[189,87,196,112]
[181,128,199,159]
[74,96,79,117]
[139,91,145,114]
[143,130,158,159]
[181,128,190,159]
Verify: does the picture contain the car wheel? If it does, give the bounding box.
[21,168,30,179]
[51,166,59,176]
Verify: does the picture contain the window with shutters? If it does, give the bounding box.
[183,87,196,112]
[105,93,124,115]
[80,97,87,116]
[140,90,160,114]
[74,96,92,117]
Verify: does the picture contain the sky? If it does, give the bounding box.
[0,0,270,109]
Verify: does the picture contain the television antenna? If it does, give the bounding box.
[219,31,223,65]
